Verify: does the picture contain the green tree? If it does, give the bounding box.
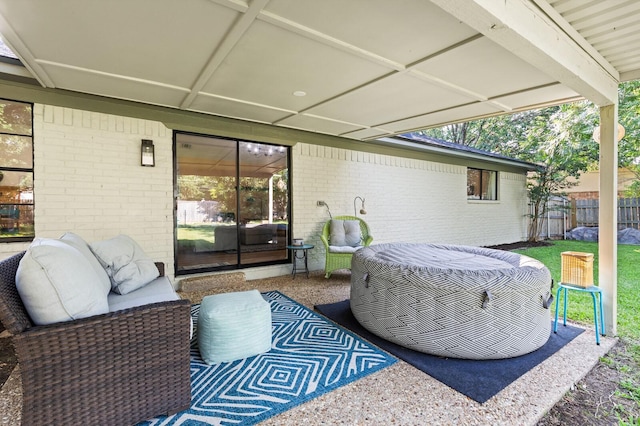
[177,175,217,200]
[522,105,597,240]
[615,81,640,196]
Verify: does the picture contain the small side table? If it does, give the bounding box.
[287,244,314,279]
[553,283,605,345]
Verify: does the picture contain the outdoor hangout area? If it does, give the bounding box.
[2,0,640,425]
[0,233,622,424]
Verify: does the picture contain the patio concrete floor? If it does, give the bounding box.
[0,270,615,425]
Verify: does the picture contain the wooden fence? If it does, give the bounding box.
[177,200,219,224]
[572,198,640,229]
[534,197,640,239]
[534,196,569,240]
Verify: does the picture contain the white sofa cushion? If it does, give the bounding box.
[16,238,110,326]
[60,232,111,295]
[90,235,159,295]
[107,276,179,312]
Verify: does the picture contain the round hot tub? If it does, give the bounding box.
[350,243,553,359]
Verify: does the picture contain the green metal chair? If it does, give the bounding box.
[320,215,373,278]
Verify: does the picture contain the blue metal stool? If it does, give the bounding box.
[553,283,605,345]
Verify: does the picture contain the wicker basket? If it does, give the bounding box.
[561,251,594,287]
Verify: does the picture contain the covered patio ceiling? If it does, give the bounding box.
[0,0,638,141]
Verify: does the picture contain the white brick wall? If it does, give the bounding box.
[0,105,176,276]
[1,104,529,278]
[292,143,529,271]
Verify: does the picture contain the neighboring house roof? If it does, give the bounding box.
[376,134,542,171]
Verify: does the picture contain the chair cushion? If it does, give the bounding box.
[330,219,362,247]
[329,245,362,253]
[198,290,272,364]
[60,232,111,295]
[107,276,179,312]
[344,220,362,246]
[16,238,110,325]
[90,235,159,295]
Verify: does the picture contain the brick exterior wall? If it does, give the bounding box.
[292,144,529,271]
[0,105,176,277]
[1,104,530,277]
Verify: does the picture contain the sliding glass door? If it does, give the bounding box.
[175,133,289,274]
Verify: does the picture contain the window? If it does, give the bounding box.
[467,168,497,200]
[174,132,290,274]
[0,99,34,240]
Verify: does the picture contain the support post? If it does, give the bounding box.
[598,104,618,336]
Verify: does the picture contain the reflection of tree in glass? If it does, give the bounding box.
[178,172,288,222]
[19,174,33,191]
[0,101,33,169]
[272,170,288,220]
[0,101,32,135]
[209,176,237,214]
[177,175,217,200]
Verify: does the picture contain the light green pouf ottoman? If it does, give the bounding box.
[198,289,272,364]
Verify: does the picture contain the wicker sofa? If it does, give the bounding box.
[0,244,192,424]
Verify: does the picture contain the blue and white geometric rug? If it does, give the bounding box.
[139,291,396,425]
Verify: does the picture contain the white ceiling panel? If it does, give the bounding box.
[263,0,479,66]
[341,127,391,140]
[200,20,391,111]
[42,63,190,108]
[189,94,293,124]
[381,102,503,133]
[307,72,477,126]
[277,114,364,136]
[493,83,582,111]
[413,37,556,99]
[0,0,238,89]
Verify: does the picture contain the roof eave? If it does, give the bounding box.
[375,136,543,171]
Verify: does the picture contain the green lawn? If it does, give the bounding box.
[177,223,219,252]
[515,240,640,340]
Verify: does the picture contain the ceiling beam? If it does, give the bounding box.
[0,11,53,87]
[180,0,270,109]
[430,0,619,106]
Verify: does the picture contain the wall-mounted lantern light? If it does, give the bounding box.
[141,139,155,167]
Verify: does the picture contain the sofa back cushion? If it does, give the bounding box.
[90,235,160,295]
[16,238,110,325]
[330,219,362,247]
[60,232,112,295]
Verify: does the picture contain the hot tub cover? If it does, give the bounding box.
[350,243,553,359]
